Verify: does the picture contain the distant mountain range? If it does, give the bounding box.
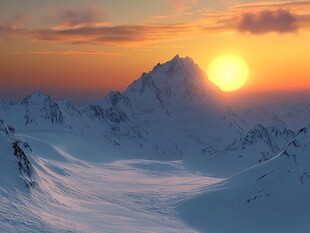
[0,55,309,178]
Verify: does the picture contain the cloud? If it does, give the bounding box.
[0,21,200,47]
[0,21,26,36]
[238,9,298,34]
[27,50,122,56]
[56,6,106,27]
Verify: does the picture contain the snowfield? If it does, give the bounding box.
[0,131,222,233]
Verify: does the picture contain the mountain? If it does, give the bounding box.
[179,124,310,233]
[254,103,310,131]
[99,91,133,118]
[0,118,37,190]
[196,124,296,176]
[22,91,66,125]
[84,102,129,124]
[124,55,227,114]
[1,92,90,131]
[0,92,76,130]
[233,105,285,130]
[106,55,245,154]
[0,56,246,160]
[0,55,305,162]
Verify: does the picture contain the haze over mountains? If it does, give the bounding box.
[0,55,309,232]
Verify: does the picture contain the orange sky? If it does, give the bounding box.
[0,0,309,103]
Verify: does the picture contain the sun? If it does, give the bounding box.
[208,54,249,92]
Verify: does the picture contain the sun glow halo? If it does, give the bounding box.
[208,54,249,92]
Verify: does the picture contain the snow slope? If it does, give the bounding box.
[179,125,310,233]
[0,130,222,233]
[193,124,296,176]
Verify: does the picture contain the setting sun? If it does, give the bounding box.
[208,54,249,92]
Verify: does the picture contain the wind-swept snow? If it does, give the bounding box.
[0,131,221,233]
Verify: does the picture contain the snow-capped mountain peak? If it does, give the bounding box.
[21,91,53,105]
[124,55,226,115]
[20,91,64,125]
[101,91,133,112]
[241,124,295,149]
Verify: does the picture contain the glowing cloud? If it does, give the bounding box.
[238,9,298,34]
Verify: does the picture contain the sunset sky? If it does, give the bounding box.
[0,0,309,104]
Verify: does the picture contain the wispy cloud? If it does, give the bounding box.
[10,50,122,56]
[29,50,121,56]
[1,21,200,47]
[238,9,298,34]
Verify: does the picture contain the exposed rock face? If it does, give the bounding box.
[83,104,128,123]
[0,118,37,189]
[12,141,37,188]
[239,124,295,153]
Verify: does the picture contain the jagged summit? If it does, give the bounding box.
[124,55,226,114]
[129,55,207,89]
[241,124,295,148]
[21,91,53,105]
[19,91,64,125]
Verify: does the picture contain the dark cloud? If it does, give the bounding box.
[238,9,298,34]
